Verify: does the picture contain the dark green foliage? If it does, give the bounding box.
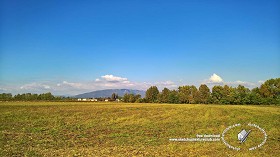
[0,92,72,101]
[0,93,13,101]
[211,86,224,104]
[123,93,141,103]
[168,90,180,104]
[178,85,197,104]
[145,86,159,103]
[145,78,280,105]
[111,93,118,101]
[158,88,170,103]
[195,84,210,104]
[123,93,130,103]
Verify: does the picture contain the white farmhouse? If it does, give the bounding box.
[90,98,98,102]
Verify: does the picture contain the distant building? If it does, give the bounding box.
[105,99,109,102]
[89,98,98,102]
[77,98,98,102]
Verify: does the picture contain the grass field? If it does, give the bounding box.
[0,102,279,156]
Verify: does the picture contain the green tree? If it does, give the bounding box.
[259,78,280,104]
[247,87,262,105]
[145,86,159,103]
[38,92,54,101]
[178,85,198,104]
[111,93,118,101]
[123,93,130,103]
[168,90,179,104]
[220,85,230,104]
[211,85,224,104]
[0,93,13,101]
[128,94,135,103]
[196,84,210,104]
[236,85,250,104]
[14,94,22,100]
[227,87,238,104]
[134,94,141,103]
[158,88,170,103]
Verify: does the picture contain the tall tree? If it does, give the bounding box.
[146,86,159,103]
[111,93,118,100]
[178,85,198,104]
[247,87,262,105]
[196,84,210,104]
[158,88,170,103]
[260,78,280,98]
[129,94,136,103]
[221,85,230,104]
[259,78,280,104]
[211,85,224,104]
[236,85,250,104]
[168,90,179,104]
[123,93,130,103]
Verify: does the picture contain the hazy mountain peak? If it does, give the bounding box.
[74,89,145,98]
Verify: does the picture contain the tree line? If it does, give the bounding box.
[0,92,74,101]
[1,78,279,104]
[143,78,280,105]
[123,78,279,105]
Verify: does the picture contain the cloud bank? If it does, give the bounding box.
[3,74,177,95]
[0,74,265,96]
[204,73,262,88]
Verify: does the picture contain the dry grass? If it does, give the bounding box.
[0,102,279,156]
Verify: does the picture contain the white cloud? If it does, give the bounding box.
[101,75,127,82]
[227,80,256,88]
[203,73,260,89]
[0,87,7,91]
[209,73,223,83]
[123,80,130,84]
[93,74,133,88]
[44,85,50,89]
[155,81,177,89]
[20,83,52,90]
[62,81,83,88]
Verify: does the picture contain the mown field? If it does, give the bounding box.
[0,102,279,156]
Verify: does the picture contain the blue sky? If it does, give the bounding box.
[0,0,279,95]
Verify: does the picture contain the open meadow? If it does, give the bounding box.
[0,102,279,156]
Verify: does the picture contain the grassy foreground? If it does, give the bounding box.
[0,102,279,156]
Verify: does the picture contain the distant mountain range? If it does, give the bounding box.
[74,89,146,98]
